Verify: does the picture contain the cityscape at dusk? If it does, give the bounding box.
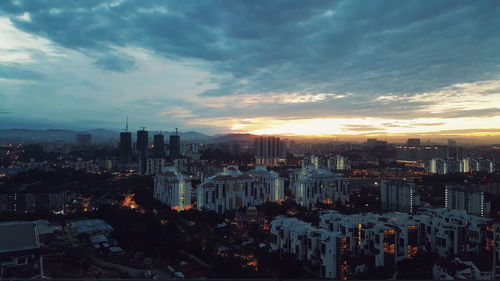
[1,0,500,280]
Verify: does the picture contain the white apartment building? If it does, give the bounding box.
[428,158,463,174]
[272,208,494,279]
[247,165,285,202]
[270,216,350,279]
[327,155,351,171]
[445,184,488,217]
[197,166,262,213]
[429,157,495,174]
[380,179,420,213]
[462,158,495,173]
[153,166,191,211]
[146,158,167,175]
[290,166,348,209]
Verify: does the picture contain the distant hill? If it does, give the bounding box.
[0,128,119,144]
[210,133,257,142]
[149,130,209,141]
[0,129,209,144]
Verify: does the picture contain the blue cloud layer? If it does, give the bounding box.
[2,0,499,97]
[1,0,500,133]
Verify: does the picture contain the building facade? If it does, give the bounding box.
[153,167,191,211]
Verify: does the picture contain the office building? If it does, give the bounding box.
[380,179,419,213]
[254,136,284,166]
[445,185,488,216]
[0,221,42,279]
[153,166,191,211]
[76,133,91,146]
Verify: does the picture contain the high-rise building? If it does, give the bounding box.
[136,129,148,153]
[254,136,284,166]
[406,138,421,146]
[169,129,181,160]
[380,179,419,213]
[153,134,165,158]
[119,132,132,167]
[119,118,132,167]
[76,133,91,146]
[136,129,148,174]
[445,185,488,216]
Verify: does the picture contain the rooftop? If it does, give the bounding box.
[0,221,40,253]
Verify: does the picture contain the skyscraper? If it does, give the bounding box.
[169,129,180,160]
[136,128,148,153]
[119,132,132,167]
[119,118,132,168]
[153,133,165,158]
[137,128,148,174]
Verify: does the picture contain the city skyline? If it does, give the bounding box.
[1,1,500,139]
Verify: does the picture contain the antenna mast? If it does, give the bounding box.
[125,116,129,132]
[175,128,178,136]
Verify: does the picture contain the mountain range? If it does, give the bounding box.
[0,129,258,144]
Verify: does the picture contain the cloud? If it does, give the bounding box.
[1,0,499,96]
[0,1,500,136]
[0,65,43,80]
[93,54,136,72]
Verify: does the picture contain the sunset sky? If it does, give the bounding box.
[1,1,500,139]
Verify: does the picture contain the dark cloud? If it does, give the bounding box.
[429,108,500,118]
[1,0,499,99]
[93,54,136,72]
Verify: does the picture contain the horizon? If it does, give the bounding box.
[1,1,500,140]
[2,127,500,145]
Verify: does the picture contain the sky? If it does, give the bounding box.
[1,0,500,139]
